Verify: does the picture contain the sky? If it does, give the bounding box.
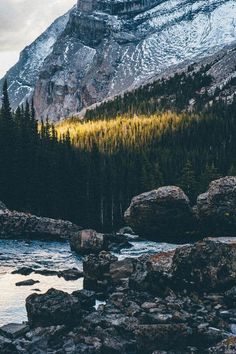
[0,0,76,78]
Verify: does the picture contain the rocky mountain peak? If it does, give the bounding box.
[1,0,236,121]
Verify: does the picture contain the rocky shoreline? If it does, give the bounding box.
[0,176,236,353]
[1,237,236,353]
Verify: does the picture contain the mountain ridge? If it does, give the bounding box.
[2,0,236,120]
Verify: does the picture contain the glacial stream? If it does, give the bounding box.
[0,239,178,326]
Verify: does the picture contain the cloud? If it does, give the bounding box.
[0,0,76,51]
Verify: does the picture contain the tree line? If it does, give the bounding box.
[0,79,236,232]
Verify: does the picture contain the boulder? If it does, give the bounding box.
[208,336,236,353]
[172,237,236,291]
[196,176,236,235]
[70,229,105,254]
[15,279,40,287]
[0,323,29,339]
[124,186,195,242]
[0,205,81,241]
[26,288,94,327]
[70,229,131,254]
[110,258,137,281]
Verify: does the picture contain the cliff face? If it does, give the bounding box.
[2,0,236,120]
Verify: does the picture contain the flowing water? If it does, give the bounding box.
[0,238,178,326]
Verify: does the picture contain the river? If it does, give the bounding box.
[0,238,177,326]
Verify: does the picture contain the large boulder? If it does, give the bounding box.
[196,176,236,235]
[124,186,195,242]
[0,205,81,240]
[26,288,95,326]
[172,237,236,291]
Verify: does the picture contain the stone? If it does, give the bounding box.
[15,279,40,287]
[110,258,137,280]
[208,336,236,353]
[196,176,236,236]
[172,238,236,291]
[0,335,17,354]
[135,324,193,352]
[58,268,84,281]
[12,267,33,276]
[0,323,29,339]
[26,288,83,326]
[0,204,81,241]
[124,186,195,242]
[70,229,105,254]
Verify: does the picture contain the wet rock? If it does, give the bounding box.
[70,229,105,254]
[58,268,84,281]
[12,267,33,276]
[196,176,236,236]
[26,288,85,326]
[0,204,81,240]
[0,323,29,339]
[70,229,131,255]
[15,279,40,287]
[124,186,195,242]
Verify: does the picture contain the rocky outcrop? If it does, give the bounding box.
[196,176,236,236]
[70,228,131,254]
[124,186,195,242]
[0,203,81,241]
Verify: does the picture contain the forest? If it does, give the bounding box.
[0,76,236,231]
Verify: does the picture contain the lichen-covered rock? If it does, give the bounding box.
[196,176,236,235]
[0,205,81,240]
[26,288,95,327]
[124,186,195,242]
[172,237,236,291]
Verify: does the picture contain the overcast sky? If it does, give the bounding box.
[0,0,76,77]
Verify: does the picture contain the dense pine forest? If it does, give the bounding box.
[1,78,236,231]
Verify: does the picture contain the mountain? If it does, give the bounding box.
[0,9,72,110]
[2,0,236,120]
[85,42,236,120]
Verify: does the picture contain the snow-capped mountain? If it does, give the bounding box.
[0,9,72,110]
[2,0,236,120]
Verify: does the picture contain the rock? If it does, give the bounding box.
[26,288,92,326]
[83,251,118,294]
[12,267,33,276]
[58,268,84,281]
[0,204,81,241]
[208,336,236,353]
[15,279,40,287]
[34,269,59,277]
[0,335,17,354]
[196,176,236,236]
[70,229,131,255]
[70,229,105,254]
[135,324,193,352]
[172,237,236,291]
[110,258,137,281]
[124,186,195,242]
[0,323,29,339]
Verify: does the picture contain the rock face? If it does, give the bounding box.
[2,0,236,120]
[196,176,236,236]
[124,186,195,241]
[0,202,81,240]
